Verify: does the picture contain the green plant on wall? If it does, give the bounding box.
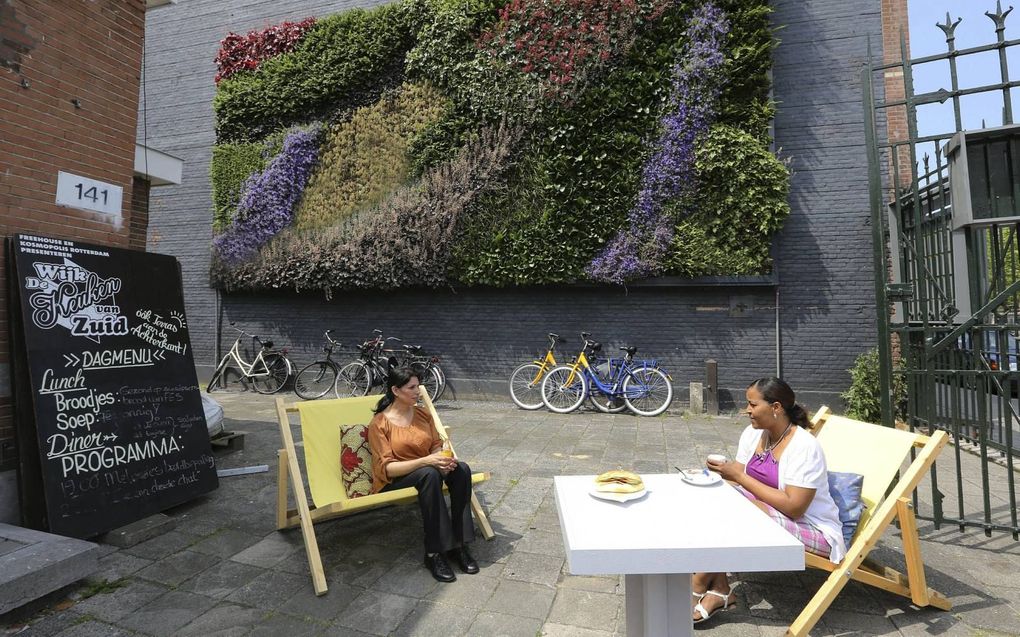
[208,0,791,293]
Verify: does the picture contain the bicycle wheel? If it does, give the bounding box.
[207,364,247,392]
[622,367,674,416]
[587,361,627,414]
[541,365,588,413]
[417,365,443,403]
[294,361,337,400]
[509,363,546,410]
[336,361,372,397]
[251,354,290,395]
[432,364,447,401]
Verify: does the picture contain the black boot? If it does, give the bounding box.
[424,552,456,582]
[448,546,479,574]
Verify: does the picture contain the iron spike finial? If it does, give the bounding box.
[936,12,962,42]
[986,2,1013,32]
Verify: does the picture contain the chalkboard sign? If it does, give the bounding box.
[6,234,218,538]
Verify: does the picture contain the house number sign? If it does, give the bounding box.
[55,171,123,216]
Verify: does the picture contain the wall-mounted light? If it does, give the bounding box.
[19,78,30,89]
[71,98,82,109]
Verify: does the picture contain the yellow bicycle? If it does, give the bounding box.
[508,333,565,410]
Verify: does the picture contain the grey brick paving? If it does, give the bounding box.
[1,393,1019,636]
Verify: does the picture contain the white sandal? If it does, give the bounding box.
[692,587,737,624]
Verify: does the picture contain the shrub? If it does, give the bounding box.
[213,3,419,142]
[212,123,521,294]
[213,125,322,264]
[214,18,316,84]
[210,142,267,232]
[293,83,451,230]
[842,349,908,423]
[588,2,729,283]
[664,123,789,274]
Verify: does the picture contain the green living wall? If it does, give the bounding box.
[209,0,789,294]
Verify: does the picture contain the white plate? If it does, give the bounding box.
[680,471,723,486]
[588,487,649,503]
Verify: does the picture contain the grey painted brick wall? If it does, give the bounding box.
[140,0,883,411]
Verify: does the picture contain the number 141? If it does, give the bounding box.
[75,183,108,205]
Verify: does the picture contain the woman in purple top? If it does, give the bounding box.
[691,377,844,625]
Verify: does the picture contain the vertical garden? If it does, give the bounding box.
[209,0,790,295]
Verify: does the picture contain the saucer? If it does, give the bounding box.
[588,487,649,503]
[680,471,723,486]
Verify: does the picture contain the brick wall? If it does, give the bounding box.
[0,0,145,471]
[141,0,891,414]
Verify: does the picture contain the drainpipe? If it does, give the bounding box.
[775,286,782,378]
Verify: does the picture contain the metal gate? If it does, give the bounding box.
[863,3,1020,538]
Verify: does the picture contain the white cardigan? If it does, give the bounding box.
[735,425,847,563]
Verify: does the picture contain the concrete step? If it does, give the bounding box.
[0,524,98,615]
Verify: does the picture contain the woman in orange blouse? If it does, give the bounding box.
[367,367,477,582]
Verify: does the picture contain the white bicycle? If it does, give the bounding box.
[207,323,293,394]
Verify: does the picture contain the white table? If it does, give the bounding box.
[554,473,804,637]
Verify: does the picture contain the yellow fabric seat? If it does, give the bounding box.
[275,388,493,595]
[787,406,951,636]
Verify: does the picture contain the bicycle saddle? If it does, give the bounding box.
[262,340,274,349]
[589,341,602,353]
[404,344,424,354]
[620,346,638,357]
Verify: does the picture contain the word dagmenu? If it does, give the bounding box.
[8,234,218,538]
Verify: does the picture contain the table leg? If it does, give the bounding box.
[625,573,693,637]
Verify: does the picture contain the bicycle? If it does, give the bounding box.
[207,323,293,395]
[335,330,400,398]
[293,329,344,400]
[508,333,566,410]
[540,335,673,416]
[397,343,447,403]
[537,333,627,414]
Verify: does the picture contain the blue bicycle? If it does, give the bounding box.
[540,334,673,416]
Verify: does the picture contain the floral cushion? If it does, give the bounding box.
[339,424,372,499]
[827,471,865,547]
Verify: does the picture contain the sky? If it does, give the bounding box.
[907,0,1020,143]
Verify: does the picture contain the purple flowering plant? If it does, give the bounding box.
[587,2,729,284]
[213,125,322,265]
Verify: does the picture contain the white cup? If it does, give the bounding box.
[707,453,727,464]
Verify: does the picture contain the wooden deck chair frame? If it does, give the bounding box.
[276,386,495,595]
[787,406,952,636]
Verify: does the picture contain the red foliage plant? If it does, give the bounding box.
[477,0,669,98]
[215,17,316,83]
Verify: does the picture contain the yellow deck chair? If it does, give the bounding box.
[276,386,494,595]
[786,406,951,636]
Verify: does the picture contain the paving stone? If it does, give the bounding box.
[229,533,302,568]
[178,560,265,599]
[426,573,499,609]
[484,579,557,620]
[9,609,88,637]
[558,575,620,595]
[466,610,543,637]
[333,589,417,636]
[546,588,621,631]
[134,549,218,586]
[370,559,440,598]
[391,600,477,637]
[540,623,614,637]
[514,530,565,558]
[101,514,177,549]
[89,551,153,582]
[502,551,564,587]
[174,602,266,637]
[121,530,196,561]
[116,589,218,634]
[188,529,263,559]
[224,570,308,610]
[72,578,167,622]
[52,619,132,637]
[247,612,324,637]
[277,579,359,622]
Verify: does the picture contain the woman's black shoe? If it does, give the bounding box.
[424,553,456,582]
[449,546,479,574]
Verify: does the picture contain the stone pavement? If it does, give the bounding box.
[2,391,1020,637]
